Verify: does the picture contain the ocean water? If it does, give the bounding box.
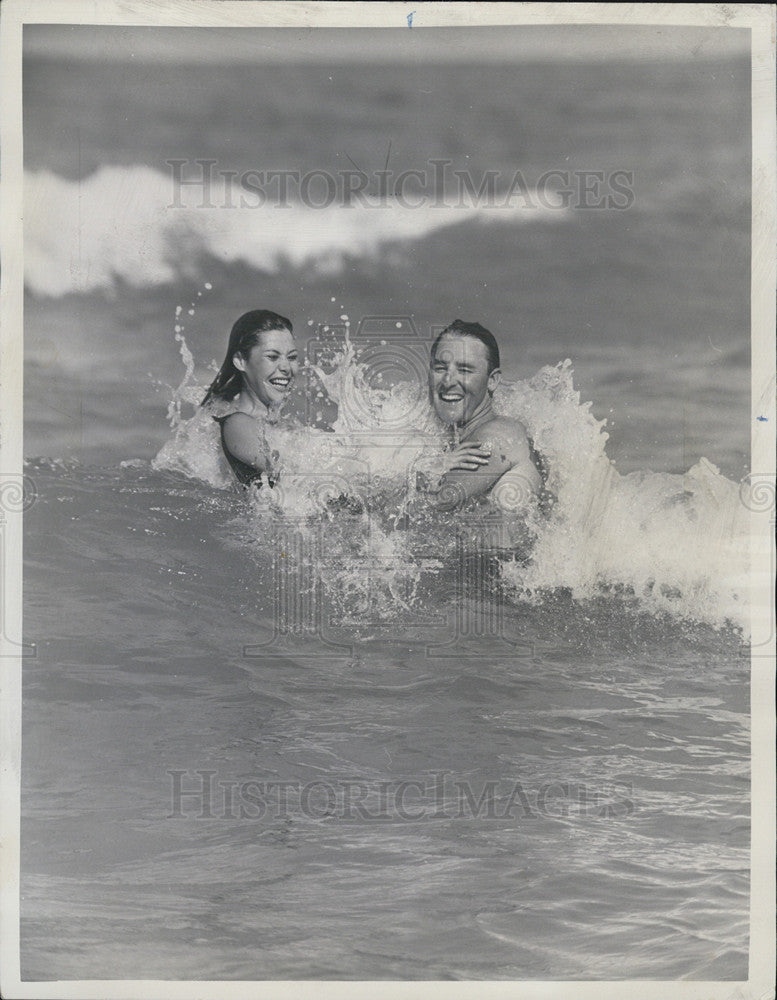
[19,49,752,980]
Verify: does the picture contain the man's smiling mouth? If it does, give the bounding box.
[439,391,464,402]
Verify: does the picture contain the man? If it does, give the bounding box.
[421,319,541,510]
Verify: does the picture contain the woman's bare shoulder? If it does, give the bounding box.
[220,411,265,465]
[220,410,257,428]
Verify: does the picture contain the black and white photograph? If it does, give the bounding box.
[1,1,774,996]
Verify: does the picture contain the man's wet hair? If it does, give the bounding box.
[431,320,500,374]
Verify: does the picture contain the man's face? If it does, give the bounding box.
[429,334,499,426]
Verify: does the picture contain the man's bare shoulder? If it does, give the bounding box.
[477,416,531,456]
[486,415,530,437]
[480,416,541,495]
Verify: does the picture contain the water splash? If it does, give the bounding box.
[497,367,749,628]
[153,334,750,632]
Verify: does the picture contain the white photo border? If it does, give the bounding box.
[1,3,774,999]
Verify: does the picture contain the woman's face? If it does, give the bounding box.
[235,329,299,408]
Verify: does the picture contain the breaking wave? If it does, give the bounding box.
[24,165,566,296]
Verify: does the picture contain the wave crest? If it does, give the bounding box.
[25,165,564,296]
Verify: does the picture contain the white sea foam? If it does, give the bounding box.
[24,165,565,297]
[152,333,750,632]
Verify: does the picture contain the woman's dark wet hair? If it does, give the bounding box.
[202,309,293,405]
[431,319,500,373]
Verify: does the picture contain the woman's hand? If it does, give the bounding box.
[441,441,492,473]
[415,442,492,494]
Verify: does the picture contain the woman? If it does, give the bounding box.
[202,309,299,488]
